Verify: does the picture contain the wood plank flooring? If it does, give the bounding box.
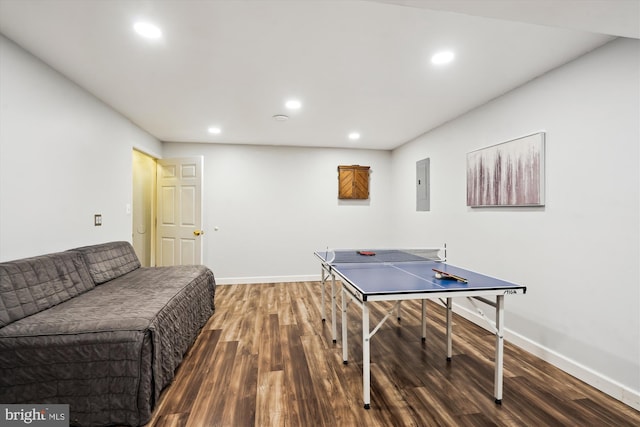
[147,282,640,426]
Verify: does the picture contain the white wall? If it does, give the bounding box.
[0,35,162,260]
[390,38,639,407]
[163,142,392,283]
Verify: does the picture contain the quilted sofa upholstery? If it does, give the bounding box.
[0,241,216,426]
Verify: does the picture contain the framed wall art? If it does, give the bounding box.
[467,132,545,207]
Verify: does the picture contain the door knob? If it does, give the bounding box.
[193,230,205,236]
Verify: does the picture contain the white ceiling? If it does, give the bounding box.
[0,0,637,150]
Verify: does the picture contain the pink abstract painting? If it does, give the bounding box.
[467,133,545,207]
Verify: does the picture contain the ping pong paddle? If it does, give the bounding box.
[433,268,468,283]
[358,251,376,256]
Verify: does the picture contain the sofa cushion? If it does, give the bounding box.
[0,251,94,328]
[75,241,141,284]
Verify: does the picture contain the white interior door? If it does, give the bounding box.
[156,157,204,266]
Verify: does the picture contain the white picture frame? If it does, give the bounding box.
[467,132,545,207]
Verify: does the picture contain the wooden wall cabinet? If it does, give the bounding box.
[338,165,370,199]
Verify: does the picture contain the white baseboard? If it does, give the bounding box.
[215,275,318,285]
[452,303,640,411]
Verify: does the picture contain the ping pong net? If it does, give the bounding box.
[324,248,445,264]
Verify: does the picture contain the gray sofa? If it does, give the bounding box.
[0,241,216,426]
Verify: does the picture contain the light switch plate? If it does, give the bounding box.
[94,214,102,226]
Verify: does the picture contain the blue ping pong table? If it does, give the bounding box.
[315,249,526,409]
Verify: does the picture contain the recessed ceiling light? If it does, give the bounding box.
[431,51,455,65]
[208,127,221,134]
[134,22,162,39]
[348,132,361,140]
[285,100,301,110]
[273,114,289,121]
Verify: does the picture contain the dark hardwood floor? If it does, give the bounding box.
[147,282,640,426]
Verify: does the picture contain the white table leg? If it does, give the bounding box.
[342,286,349,364]
[446,297,453,361]
[421,299,427,341]
[331,273,337,343]
[494,295,505,404]
[362,302,371,409]
[320,266,326,321]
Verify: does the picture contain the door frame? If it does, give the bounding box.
[132,149,157,267]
